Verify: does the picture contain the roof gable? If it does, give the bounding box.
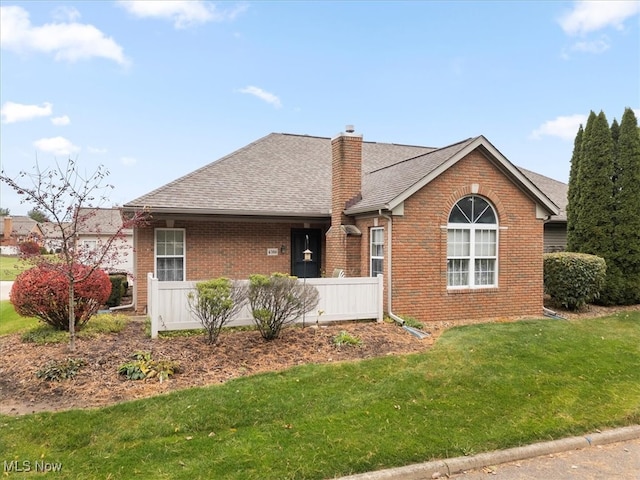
[347,136,559,216]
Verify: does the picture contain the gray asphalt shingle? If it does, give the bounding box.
[124,132,566,220]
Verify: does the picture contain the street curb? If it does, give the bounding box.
[334,424,640,480]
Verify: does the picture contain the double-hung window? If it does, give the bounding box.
[155,229,185,281]
[370,227,384,277]
[447,196,497,288]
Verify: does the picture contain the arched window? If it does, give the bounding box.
[447,195,498,288]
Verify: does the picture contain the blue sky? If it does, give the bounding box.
[1,0,639,216]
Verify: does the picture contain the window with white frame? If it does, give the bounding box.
[447,196,497,288]
[81,239,97,250]
[155,229,185,281]
[370,227,384,277]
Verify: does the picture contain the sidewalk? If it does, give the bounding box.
[336,425,640,480]
[0,281,13,301]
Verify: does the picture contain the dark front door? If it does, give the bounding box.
[291,229,321,278]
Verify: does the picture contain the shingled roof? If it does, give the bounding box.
[124,132,565,220]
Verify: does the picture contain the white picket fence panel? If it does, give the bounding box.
[147,273,383,338]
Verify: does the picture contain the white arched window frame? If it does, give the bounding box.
[447,196,498,289]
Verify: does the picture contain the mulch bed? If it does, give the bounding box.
[1,303,637,416]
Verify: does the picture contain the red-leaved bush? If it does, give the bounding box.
[18,241,40,255]
[10,263,112,331]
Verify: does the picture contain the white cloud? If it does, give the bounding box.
[0,5,130,65]
[118,1,248,29]
[530,114,588,141]
[568,36,611,54]
[558,1,640,36]
[33,136,80,156]
[51,115,70,126]
[237,86,282,108]
[1,101,52,123]
[88,146,108,154]
[120,156,137,166]
[52,6,81,22]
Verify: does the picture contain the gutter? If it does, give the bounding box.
[109,273,136,312]
[378,210,429,339]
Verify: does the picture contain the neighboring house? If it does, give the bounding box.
[75,207,134,280]
[39,208,134,280]
[123,128,565,323]
[39,221,69,253]
[519,168,568,252]
[1,216,43,250]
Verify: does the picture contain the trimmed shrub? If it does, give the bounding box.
[248,273,319,340]
[187,277,247,344]
[543,252,606,310]
[106,274,127,308]
[10,263,112,331]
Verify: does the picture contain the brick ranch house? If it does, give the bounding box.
[122,127,567,323]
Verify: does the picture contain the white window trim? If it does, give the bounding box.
[447,223,498,289]
[154,228,186,282]
[370,227,384,277]
[446,196,499,290]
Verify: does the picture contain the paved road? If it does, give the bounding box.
[0,281,13,301]
[449,438,640,480]
[338,426,640,480]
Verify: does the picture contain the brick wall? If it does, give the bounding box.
[356,150,545,322]
[134,219,327,313]
[392,150,544,322]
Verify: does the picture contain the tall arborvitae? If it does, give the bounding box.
[611,108,640,303]
[610,118,620,207]
[566,124,583,251]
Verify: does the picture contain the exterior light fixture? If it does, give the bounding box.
[303,249,312,262]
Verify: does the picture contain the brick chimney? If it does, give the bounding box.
[331,125,362,227]
[2,216,12,244]
[326,126,363,276]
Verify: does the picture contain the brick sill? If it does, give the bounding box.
[447,287,500,295]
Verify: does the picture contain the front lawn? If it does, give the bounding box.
[0,255,30,281]
[1,313,639,479]
[0,301,39,335]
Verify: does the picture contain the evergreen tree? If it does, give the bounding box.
[570,111,618,304]
[611,108,640,303]
[27,208,49,223]
[566,124,583,251]
[610,118,620,206]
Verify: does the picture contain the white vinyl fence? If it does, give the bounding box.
[147,273,383,338]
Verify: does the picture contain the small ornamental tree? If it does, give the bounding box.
[10,263,111,330]
[248,273,319,341]
[187,278,247,345]
[1,159,148,350]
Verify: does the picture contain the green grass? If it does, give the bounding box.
[0,301,129,339]
[20,313,130,344]
[0,301,39,335]
[0,255,31,281]
[1,313,639,479]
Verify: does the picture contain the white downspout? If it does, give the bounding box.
[378,210,404,325]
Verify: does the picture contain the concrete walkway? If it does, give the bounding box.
[0,281,13,301]
[336,425,640,480]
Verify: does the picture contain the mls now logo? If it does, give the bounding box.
[3,460,63,472]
